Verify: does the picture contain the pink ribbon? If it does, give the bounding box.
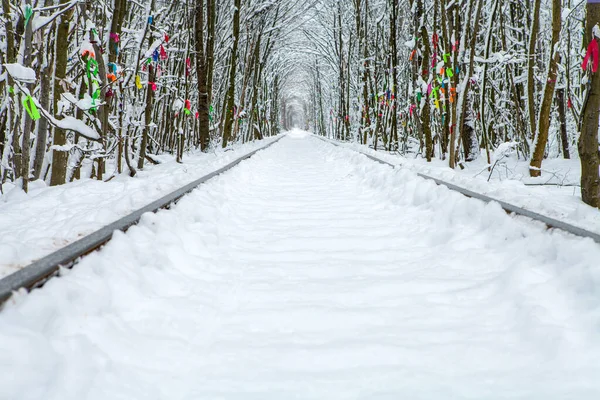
[409,104,416,116]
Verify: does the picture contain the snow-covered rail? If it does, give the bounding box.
[0,136,285,306]
[317,136,600,244]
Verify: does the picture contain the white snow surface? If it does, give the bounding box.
[1,131,600,398]
[0,136,281,278]
[4,63,36,83]
[337,140,600,238]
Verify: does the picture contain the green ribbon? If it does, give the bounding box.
[443,53,451,63]
[87,57,99,79]
[24,5,33,26]
[90,88,101,112]
[23,95,41,121]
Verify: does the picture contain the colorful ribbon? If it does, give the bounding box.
[86,57,99,79]
[582,38,599,73]
[186,58,192,76]
[409,104,416,116]
[90,88,101,112]
[24,5,33,26]
[22,95,40,121]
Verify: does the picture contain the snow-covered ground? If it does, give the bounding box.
[1,131,599,399]
[335,140,600,237]
[0,136,280,279]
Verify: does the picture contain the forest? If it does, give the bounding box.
[0,0,599,207]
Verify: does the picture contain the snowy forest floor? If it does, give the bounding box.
[336,140,600,238]
[0,136,281,279]
[1,131,599,399]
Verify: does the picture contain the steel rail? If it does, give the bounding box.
[316,135,600,244]
[0,135,285,306]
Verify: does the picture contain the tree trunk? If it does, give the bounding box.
[389,0,398,150]
[458,0,483,163]
[50,0,73,186]
[479,0,500,159]
[420,26,432,161]
[449,7,460,168]
[196,0,210,151]
[33,36,53,181]
[526,0,541,138]
[20,0,34,192]
[207,0,216,103]
[222,0,241,148]
[556,87,570,159]
[579,10,600,208]
[529,0,561,177]
[138,20,155,170]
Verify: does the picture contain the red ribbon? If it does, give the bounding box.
[186,58,192,76]
[160,45,168,61]
[582,38,599,73]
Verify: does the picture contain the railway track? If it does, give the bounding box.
[0,135,285,306]
[1,132,599,397]
[316,135,600,244]
[2,133,598,307]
